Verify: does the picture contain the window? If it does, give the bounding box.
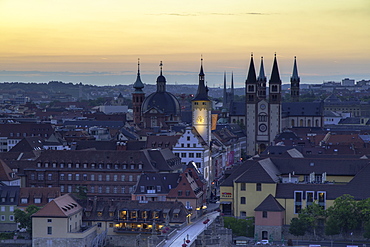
[121,175,125,181]
[181,153,186,158]
[109,223,113,228]
[187,136,190,141]
[306,191,314,207]
[256,183,262,191]
[113,186,118,193]
[189,153,194,158]
[138,164,142,169]
[98,186,102,193]
[129,175,133,182]
[48,174,52,180]
[294,191,303,214]
[47,226,52,235]
[60,185,65,193]
[60,174,65,180]
[114,175,118,181]
[196,153,201,158]
[240,197,246,204]
[131,211,137,219]
[90,186,95,193]
[38,173,44,181]
[106,174,110,181]
[9,206,14,212]
[68,174,72,181]
[178,190,182,196]
[157,186,161,192]
[240,183,246,191]
[0,215,4,221]
[318,191,326,209]
[121,187,125,194]
[75,174,80,181]
[83,174,87,181]
[9,215,14,221]
[106,186,110,193]
[1,206,5,212]
[30,173,35,180]
[48,219,52,223]
[262,211,268,218]
[98,175,102,181]
[185,190,190,196]
[34,198,41,204]
[130,164,135,169]
[67,185,72,193]
[91,174,95,181]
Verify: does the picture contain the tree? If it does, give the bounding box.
[14,205,40,233]
[289,217,308,237]
[299,203,326,239]
[74,186,88,200]
[325,194,361,237]
[223,217,254,237]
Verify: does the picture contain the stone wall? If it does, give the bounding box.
[32,230,96,247]
[192,216,233,247]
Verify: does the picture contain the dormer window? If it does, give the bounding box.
[21,198,28,204]
[97,211,102,217]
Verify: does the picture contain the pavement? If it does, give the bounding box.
[161,210,220,247]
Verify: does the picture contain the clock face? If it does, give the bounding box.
[259,124,267,132]
[260,104,266,110]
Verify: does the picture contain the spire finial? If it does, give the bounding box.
[159,61,163,75]
[274,52,277,57]
[137,58,140,74]
[251,52,253,57]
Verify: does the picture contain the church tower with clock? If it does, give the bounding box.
[192,58,212,146]
[245,54,282,155]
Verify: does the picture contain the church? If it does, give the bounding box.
[132,60,181,129]
[245,54,283,155]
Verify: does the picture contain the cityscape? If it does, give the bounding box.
[1,1,370,247]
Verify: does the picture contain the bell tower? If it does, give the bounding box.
[132,59,145,125]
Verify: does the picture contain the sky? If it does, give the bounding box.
[0,0,369,88]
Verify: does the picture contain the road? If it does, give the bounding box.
[161,211,220,247]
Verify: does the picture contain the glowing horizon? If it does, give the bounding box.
[0,0,369,86]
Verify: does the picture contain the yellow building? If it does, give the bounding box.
[32,193,97,247]
[220,149,370,240]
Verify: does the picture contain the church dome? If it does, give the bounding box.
[141,61,180,116]
[141,91,181,115]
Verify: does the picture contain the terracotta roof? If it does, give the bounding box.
[32,193,82,218]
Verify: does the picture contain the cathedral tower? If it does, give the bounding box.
[245,54,282,155]
[132,59,145,125]
[290,56,300,102]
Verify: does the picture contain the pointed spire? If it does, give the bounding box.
[269,53,281,84]
[133,58,144,91]
[246,53,257,84]
[291,56,300,81]
[199,55,205,76]
[258,56,266,81]
[223,72,227,108]
[193,56,209,101]
[231,72,234,98]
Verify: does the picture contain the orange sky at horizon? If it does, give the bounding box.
[0,0,369,86]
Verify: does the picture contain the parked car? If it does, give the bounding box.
[256,240,270,245]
